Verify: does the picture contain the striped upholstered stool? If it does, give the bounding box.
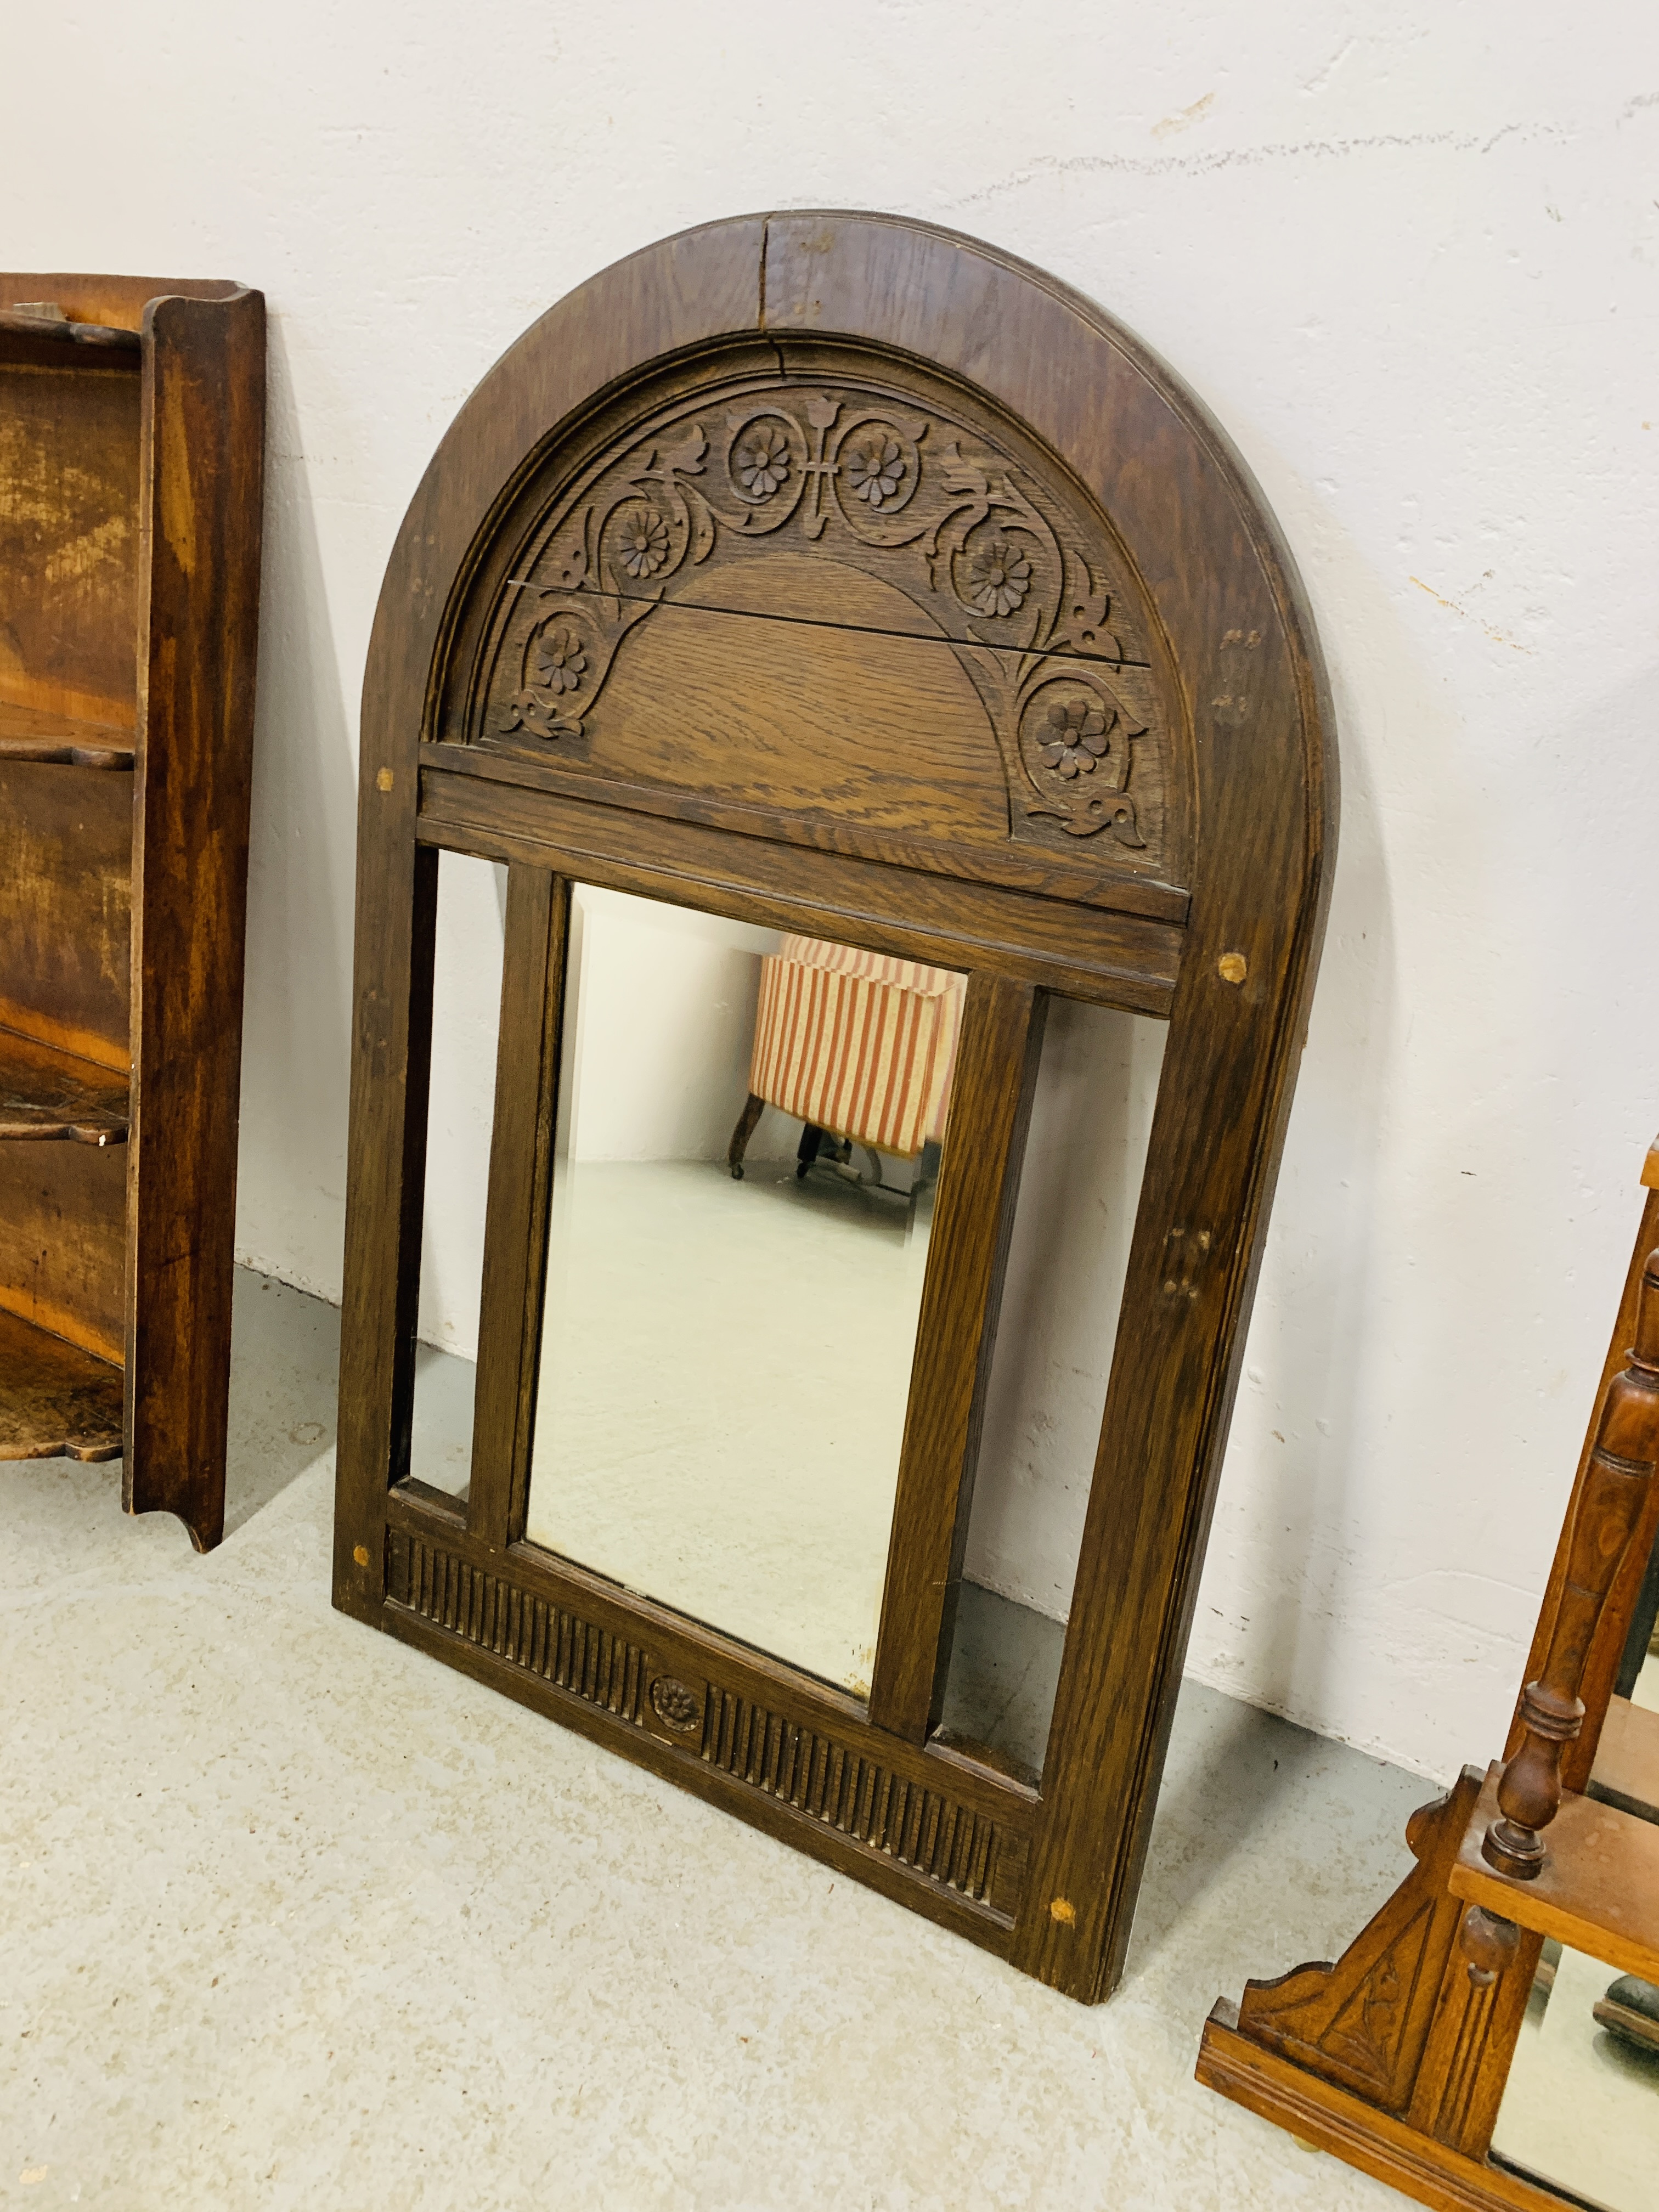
[727,935,964,1184]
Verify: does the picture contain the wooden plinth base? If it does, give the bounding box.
[1198,2006,1573,2212]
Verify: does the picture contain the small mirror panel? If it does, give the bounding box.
[410,850,506,1498]
[1491,1936,1659,2212]
[938,996,1166,1778]
[522,885,963,1696]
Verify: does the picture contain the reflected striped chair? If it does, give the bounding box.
[727,934,964,1182]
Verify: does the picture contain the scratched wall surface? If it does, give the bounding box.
[8,4,1656,1781]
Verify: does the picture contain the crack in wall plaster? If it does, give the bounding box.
[1152,91,1214,139]
[1409,575,1533,654]
[946,120,1572,212]
[1302,38,1357,97]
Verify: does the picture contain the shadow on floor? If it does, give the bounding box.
[222,1268,479,1537]
[1125,1674,1430,1983]
[221,1269,342,1537]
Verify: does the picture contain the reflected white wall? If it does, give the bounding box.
[967,1002,1165,1615]
[414,854,506,1358]
[556,888,791,1167]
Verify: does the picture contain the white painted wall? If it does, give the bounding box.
[14,4,1657,1782]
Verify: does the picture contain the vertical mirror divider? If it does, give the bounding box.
[867,974,1048,1746]
[466,865,569,1556]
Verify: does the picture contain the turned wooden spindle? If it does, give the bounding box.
[1459,1903,1520,1988]
[1483,1249,1659,1877]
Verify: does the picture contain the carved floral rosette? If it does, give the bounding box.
[482,378,1165,854]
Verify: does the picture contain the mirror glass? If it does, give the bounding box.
[410,849,507,1498]
[522,885,963,1695]
[935,996,1165,1779]
[1615,1513,1659,1718]
[1489,1523,1659,2210]
[1491,1936,1659,2211]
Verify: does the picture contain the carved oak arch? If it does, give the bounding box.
[335,212,1338,2004]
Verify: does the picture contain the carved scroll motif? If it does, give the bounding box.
[484,383,1165,850]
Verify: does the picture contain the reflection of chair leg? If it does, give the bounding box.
[727,1092,765,1181]
[796,1122,824,1181]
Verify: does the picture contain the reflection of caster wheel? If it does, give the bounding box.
[1595,1973,1659,2056]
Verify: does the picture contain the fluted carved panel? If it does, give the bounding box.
[385,1530,1028,1922]
[388,1528,650,1724]
[701,1685,1026,1916]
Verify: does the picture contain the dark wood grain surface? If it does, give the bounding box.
[0,1137,127,1361]
[0,1304,123,1462]
[0,352,139,725]
[0,701,134,769]
[122,285,266,1550]
[0,274,263,1536]
[0,1027,129,1143]
[416,764,1182,1014]
[337,217,774,1622]
[0,761,133,1067]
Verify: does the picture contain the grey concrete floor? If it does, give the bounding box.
[1,1271,1429,2210]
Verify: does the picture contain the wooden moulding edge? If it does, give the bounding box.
[1196,2007,1572,2212]
[419,741,1192,927]
[369,1481,1036,1948]
[413,780,1180,1019]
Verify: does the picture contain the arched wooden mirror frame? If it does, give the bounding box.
[334,211,1338,2004]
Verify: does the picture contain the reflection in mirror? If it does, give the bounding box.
[1589,1511,1659,1829]
[1491,1936,1659,2212]
[523,887,963,1694]
[936,997,1165,1780]
[1615,1513,1659,1713]
[1495,1518,1659,2210]
[409,850,506,1497]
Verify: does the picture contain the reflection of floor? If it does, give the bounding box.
[1493,1938,1659,2212]
[410,1339,476,1498]
[1491,1647,1659,2212]
[939,1582,1066,1782]
[523,1154,933,1696]
[3,1262,1437,2208]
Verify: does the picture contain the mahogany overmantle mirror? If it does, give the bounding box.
[1199,1135,1659,2204]
[334,211,1336,2003]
